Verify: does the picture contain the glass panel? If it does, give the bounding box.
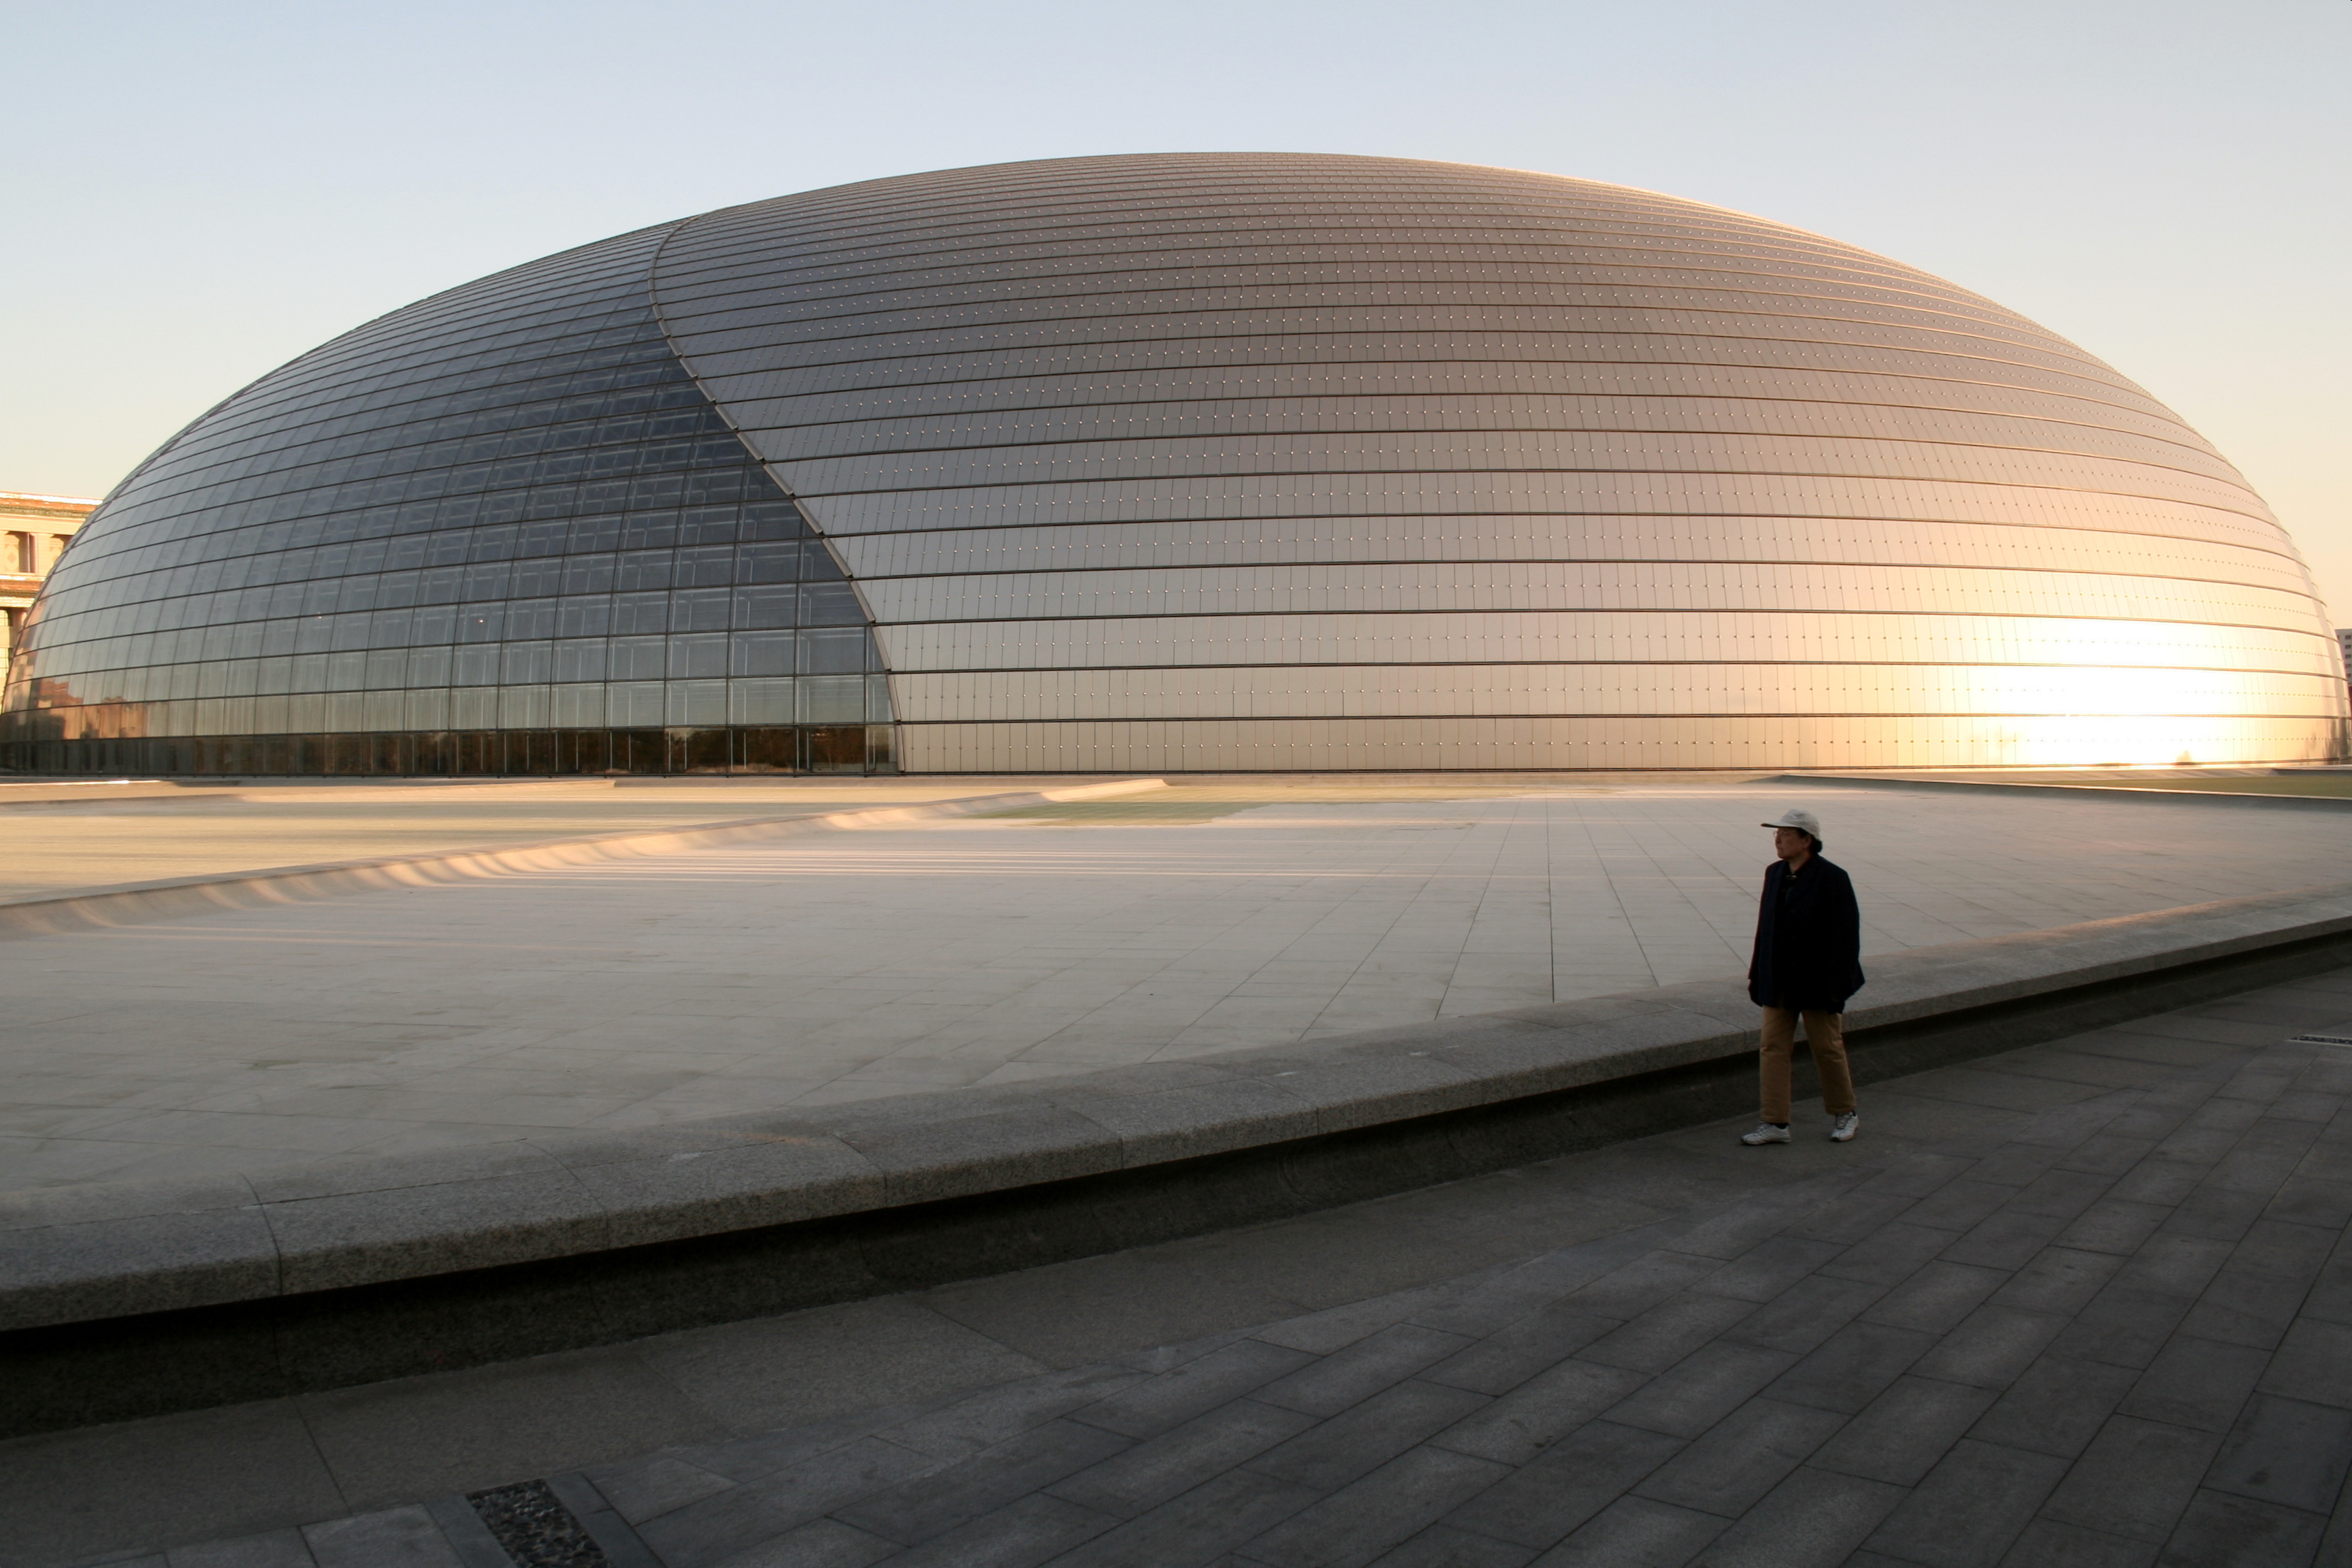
[736,726,797,772]
[729,629,794,676]
[677,727,730,771]
[668,634,727,679]
[730,679,794,724]
[4,218,889,775]
[607,682,664,727]
[799,627,867,674]
[666,681,725,725]
[800,675,865,723]
[804,726,867,774]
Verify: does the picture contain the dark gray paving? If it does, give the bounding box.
[15,972,2352,1568]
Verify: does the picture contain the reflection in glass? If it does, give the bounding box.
[651,154,2342,771]
[5,221,897,775]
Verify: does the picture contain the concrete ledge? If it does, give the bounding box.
[4,880,2352,1435]
[0,782,193,807]
[0,779,646,808]
[0,778,1167,938]
[1775,772,2352,813]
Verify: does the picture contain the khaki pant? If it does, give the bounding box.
[1759,1007,1856,1122]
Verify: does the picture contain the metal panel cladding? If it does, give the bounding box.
[651,152,2345,771]
[9,151,2341,777]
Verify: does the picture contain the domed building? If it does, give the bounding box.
[6,152,2341,774]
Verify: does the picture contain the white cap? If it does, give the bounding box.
[1762,808,1823,838]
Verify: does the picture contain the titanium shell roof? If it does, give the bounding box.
[9,152,2343,773]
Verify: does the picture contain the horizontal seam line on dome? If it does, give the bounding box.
[664,303,2105,381]
[118,410,734,511]
[669,192,1918,259]
[734,405,2220,463]
[217,299,666,400]
[237,293,666,380]
[111,416,744,517]
[182,316,679,417]
[161,342,686,452]
[654,261,2050,343]
[663,282,2057,358]
[872,606,2325,634]
[245,310,670,387]
[127,354,696,485]
[24,593,2333,647]
[290,265,653,335]
[849,557,2325,596]
[155,336,690,438]
[675,329,2153,403]
[662,228,1918,288]
[653,229,1993,295]
[96,457,763,537]
[659,291,2112,364]
[644,233,2063,316]
[694,157,1799,201]
[879,658,2335,674]
[785,470,2277,525]
[670,182,1928,248]
[889,710,2348,722]
[714,382,2201,448]
[208,297,675,405]
[43,526,2322,607]
[662,197,1985,285]
[657,261,2012,330]
[654,226,1999,277]
[98,419,751,508]
[24,674,2342,696]
[51,504,2310,581]
[99,425,2251,541]
[330,221,676,310]
[753,427,2242,489]
[722,392,2192,449]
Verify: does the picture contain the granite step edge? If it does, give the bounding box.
[4,879,2349,1333]
[0,777,1168,936]
[1771,772,2352,811]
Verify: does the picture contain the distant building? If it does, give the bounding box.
[1,492,96,670]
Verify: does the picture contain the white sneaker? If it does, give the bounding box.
[1830,1112,1859,1143]
[1740,1123,1792,1145]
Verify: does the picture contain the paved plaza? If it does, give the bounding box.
[9,965,2351,1567]
[9,779,2352,1188]
[0,779,1077,900]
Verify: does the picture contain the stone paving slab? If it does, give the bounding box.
[0,779,1166,938]
[13,967,2352,1568]
[1791,772,2352,814]
[11,880,2349,1356]
[11,780,2352,1189]
[0,779,1104,900]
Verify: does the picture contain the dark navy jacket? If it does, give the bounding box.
[1747,855,1865,1012]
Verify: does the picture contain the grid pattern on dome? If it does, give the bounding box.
[6,153,2342,775]
[4,227,894,775]
[649,153,2343,771]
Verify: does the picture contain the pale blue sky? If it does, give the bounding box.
[6,0,2347,614]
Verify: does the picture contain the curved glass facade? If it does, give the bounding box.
[4,223,894,775]
[8,152,2340,773]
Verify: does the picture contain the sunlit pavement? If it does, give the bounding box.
[8,777,2352,1188]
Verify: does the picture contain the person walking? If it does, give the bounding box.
[1742,808,1864,1145]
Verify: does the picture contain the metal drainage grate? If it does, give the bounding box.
[2289,1034,2352,1047]
[468,1481,611,1568]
